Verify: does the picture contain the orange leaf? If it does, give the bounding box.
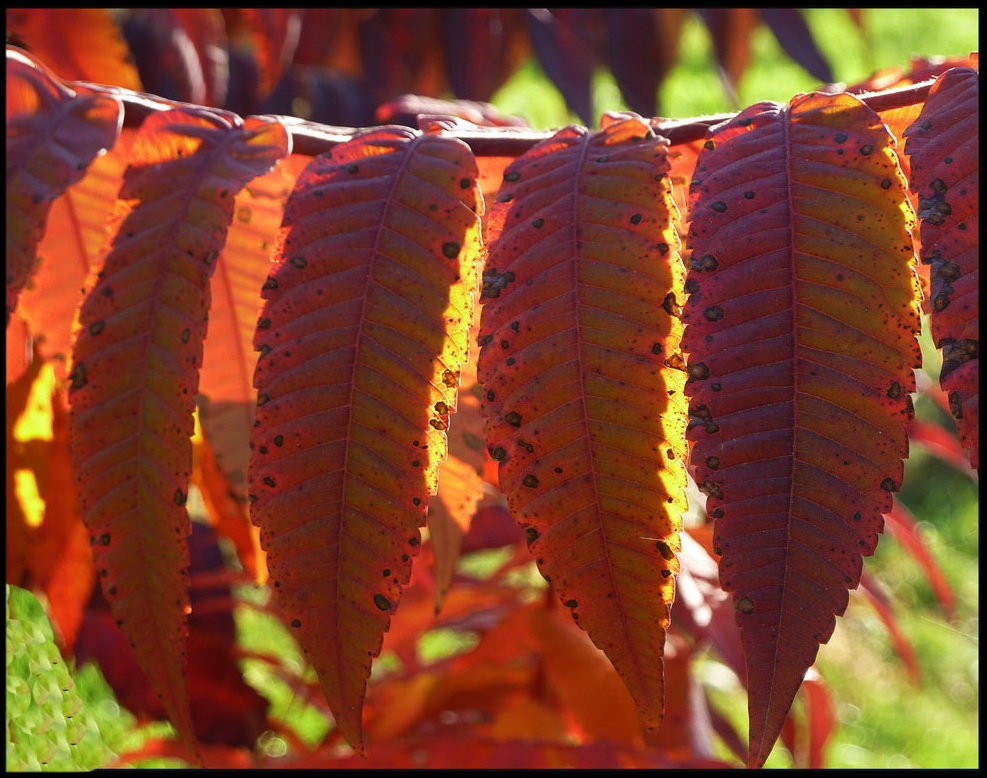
[197,158,297,506]
[20,129,135,380]
[68,108,288,750]
[5,9,141,90]
[5,46,121,327]
[903,66,979,471]
[477,112,688,732]
[248,126,484,751]
[681,92,922,767]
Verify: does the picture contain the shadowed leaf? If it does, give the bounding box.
[681,92,922,767]
[68,108,288,750]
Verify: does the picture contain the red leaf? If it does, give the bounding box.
[681,92,922,767]
[439,9,530,104]
[6,46,121,327]
[857,570,921,687]
[248,126,483,751]
[68,108,288,750]
[904,67,979,471]
[882,498,956,618]
[478,113,688,732]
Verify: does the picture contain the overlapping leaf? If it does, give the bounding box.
[903,67,979,471]
[5,46,121,327]
[477,112,688,732]
[68,107,288,748]
[248,126,483,750]
[681,92,922,767]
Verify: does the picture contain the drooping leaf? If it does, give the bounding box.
[603,9,686,119]
[756,9,834,84]
[525,8,603,125]
[903,66,979,471]
[67,108,288,749]
[477,112,688,732]
[358,9,447,108]
[883,498,956,618]
[696,8,759,106]
[240,8,303,98]
[20,129,135,379]
[856,570,921,687]
[248,126,483,750]
[5,8,141,90]
[681,92,922,767]
[6,46,121,327]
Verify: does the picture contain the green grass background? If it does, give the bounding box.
[7,7,978,771]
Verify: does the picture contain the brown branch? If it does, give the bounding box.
[91,79,935,157]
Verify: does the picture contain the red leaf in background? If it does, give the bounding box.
[5,8,141,90]
[882,498,956,618]
[696,8,759,106]
[603,9,686,119]
[358,9,447,108]
[682,92,922,767]
[904,66,979,472]
[248,126,483,750]
[68,108,288,750]
[525,8,603,125]
[6,46,121,327]
[439,9,530,104]
[857,570,922,687]
[240,8,302,98]
[757,9,834,84]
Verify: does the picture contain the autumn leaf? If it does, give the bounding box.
[904,66,979,471]
[681,92,922,767]
[248,125,484,750]
[478,112,688,733]
[68,107,288,750]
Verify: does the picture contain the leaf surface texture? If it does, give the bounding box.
[681,92,922,766]
[477,113,688,730]
[248,126,483,749]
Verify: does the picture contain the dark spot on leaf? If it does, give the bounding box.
[688,362,710,380]
[880,179,892,190]
[736,597,754,614]
[257,393,270,406]
[69,363,88,391]
[948,391,963,419]
[691,254,719,272]
[373,593,391,611]
[504,171,520,182]
[532,218,544,228]
[442,242,460,259]
[491,446,507,461]
[662,291,681,317]
[291,619,301,628]
[505,411,522,427]
[290,255,307,269]
[880,477,897,492]
[705,456,720,470]
[564,599,578,608]
[886,381,902,399]
[711,201,727,213]
[430,419,447,431]
[274,435,284,447]
[699,479,722,499]
[859,144,874,155]
[655,541,674,561]
[459,177,471,189]
[412,497,422,506]
[409,536,420,546]
[522,474,539,488]
[88,321,105,336]
[834,132,847,144]
[711,382,722,392]
[173,489,186,506]
[257,318,272,330]
[262,276,278,290]
[630,213,642,225]
[743,191,755,199]
[99,533,111,546]
[651,342,663,355]
[703,140,715,150]
[703,305,724,321]
[663,353,686,371]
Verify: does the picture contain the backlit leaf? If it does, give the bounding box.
[68,108,288,749]
[248,126,483,750]
[478,112,688,732]
[903,67,979,471]
[681,92,922,767]
[6,46,121,327]
[5,9,141,90]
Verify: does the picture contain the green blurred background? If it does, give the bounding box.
[7,7,979,771]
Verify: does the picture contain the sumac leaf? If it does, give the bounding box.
[478,112,688,732]
[248,126,483,750]
[68,108,288,749]
[6,46,121,327]
[903,67,979,471]
[681,92,922,767]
